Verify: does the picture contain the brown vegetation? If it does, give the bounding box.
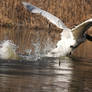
[0,0,92,58]
[0,0,92,28]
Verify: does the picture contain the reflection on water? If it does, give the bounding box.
[0,57,92,92]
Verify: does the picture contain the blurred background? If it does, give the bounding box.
[0,0,92,58]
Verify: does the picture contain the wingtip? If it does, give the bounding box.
[22,2,30,6]
[87,18,92,22]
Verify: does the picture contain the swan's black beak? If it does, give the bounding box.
[85,34,92,41]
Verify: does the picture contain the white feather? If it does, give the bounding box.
[47,29,76,57]
[22,2,68,29]
[72,18,92,31]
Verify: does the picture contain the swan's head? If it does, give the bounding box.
[0,40,18,60]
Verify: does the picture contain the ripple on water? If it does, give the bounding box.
[0,57,92,92]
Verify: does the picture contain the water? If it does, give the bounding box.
[0,27,92,92]
[0,57,91,92]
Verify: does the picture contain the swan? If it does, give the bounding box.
[22,2,92,57]
[0,40,19,60]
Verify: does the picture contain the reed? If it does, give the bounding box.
[0,0,92,28]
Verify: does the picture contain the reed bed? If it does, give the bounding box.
[0,0,92,28]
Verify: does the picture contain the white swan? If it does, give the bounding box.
[22,2,92,57]
[0,40,19,60]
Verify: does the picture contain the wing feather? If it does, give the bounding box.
[22,2,68,29]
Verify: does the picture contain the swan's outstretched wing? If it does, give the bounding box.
[22,2,68,29]
[72,18,92,41]
[72,19,92,33]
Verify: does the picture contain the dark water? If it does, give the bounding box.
[0,57,92,92]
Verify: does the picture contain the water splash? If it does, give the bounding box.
[43,38,56,55]
[24,37,55,61]
[0,40,19,60]
[0,38,56,61]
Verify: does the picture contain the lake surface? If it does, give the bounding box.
[0,57,92,92]
[0,27,92,92]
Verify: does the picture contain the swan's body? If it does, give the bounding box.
[0,40,19,60]
[47,29,76,57]
[22,2,92,57]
